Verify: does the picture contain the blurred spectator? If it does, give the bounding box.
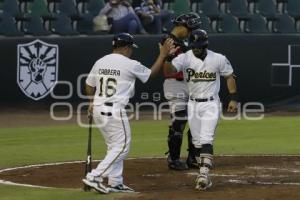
[135,0,172,33]
[97,0,147,34]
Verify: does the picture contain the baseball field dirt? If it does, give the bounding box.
[1,156,300,200]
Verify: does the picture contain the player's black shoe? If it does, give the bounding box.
[186,155,198,169]
[168,158,189,170]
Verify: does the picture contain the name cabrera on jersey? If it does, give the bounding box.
[86,53,151,106]
[172,50,233,99]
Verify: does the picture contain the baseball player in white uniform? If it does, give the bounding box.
[162,13,202,170]
[83,33,174,194]
[165,29,238,190]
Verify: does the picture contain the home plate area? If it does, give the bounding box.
[1,156,300,200]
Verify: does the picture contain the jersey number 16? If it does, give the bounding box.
[99,77,117,97]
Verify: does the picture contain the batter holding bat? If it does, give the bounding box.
[83,33,174,194]
[165,29,238,190]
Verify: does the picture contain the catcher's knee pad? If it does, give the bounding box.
[171,110,187,130]
[168,126,183,160]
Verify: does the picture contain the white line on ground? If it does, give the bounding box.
[187,172,239,177]
[247,166,300,173]
[0,180,52,189]
[228,179,300,186]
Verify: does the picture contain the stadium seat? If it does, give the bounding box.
[190,0,202,13]
[247,0,259,14]
[87,0,105,16]
[0,12,24,36]
[256,0,279,33]
[51,13,79,35]
[172,0,190,15]
[218,0,230,13]
[2,0,21,16]
[257,0,278,18]
[198,13,214,33]
[228,0,249,18]
[24,15,51,35]
[286,0,300,19]
[274,13,297,33]
[27,0,50,17]
[286,0,300,31]
[201,0,219,18]
[76,0,89,14]
[218,13,241,33]
[47,0,61,13]
[18,0,33,13]
[245,14,269,33]
[58,0,78,17]
[0,1,3,13]
[76,12,94,34]
[276,0,287,14]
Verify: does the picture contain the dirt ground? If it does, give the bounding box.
[1,156,300,200]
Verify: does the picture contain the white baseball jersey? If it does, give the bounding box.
[86,53,151,107]
[172,49,234,147]
[85,53,151,187]
[172,50,233,99]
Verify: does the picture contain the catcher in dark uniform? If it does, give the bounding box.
[162,13,202,170]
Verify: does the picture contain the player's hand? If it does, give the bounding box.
[159,38,175,57]
[227,100,238,113]
[88,104,93,118]
[169,46,180,56]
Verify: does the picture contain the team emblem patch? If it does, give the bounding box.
[17,39,59,100]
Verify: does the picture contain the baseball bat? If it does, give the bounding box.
[83,116,93,191]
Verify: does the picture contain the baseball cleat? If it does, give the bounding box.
[108,184,135,193]
[168,159,189,171]
[82,178,109,194]
[195,174,212,190]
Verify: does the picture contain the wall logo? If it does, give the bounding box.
[271,45,300,86]
[17,39,59,100]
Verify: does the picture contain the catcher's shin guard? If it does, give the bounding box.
[186,130,198,168]
[167,110,187,161]
[167,125,183,161]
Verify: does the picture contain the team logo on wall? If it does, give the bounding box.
[17,39,59,100]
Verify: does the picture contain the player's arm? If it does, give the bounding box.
[163,50,186,76]
[163,61,178,76]
[85,84,95,117]
[149,38,175,77]
[224,74,238,113]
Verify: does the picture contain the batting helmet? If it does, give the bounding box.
[112,33,138,48]
[188,29,209,49]
[172,13,202,30]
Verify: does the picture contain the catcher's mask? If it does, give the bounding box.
[172,13,202,30]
